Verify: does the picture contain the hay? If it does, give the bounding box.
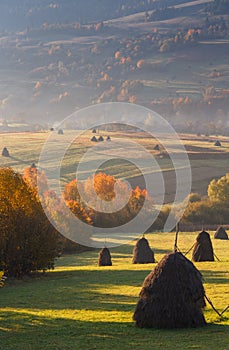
[92,129,97,133]
[98,135,104,141]
[192,230,214,262]
[2,147,10,157]
[91,136,98,142]
[106,136,111,141]
[132,237,155,264]
[214,226,228,240]
[153,144,160,150]
[98,247,112,266]
[133,252,206,329]
[214,140,221,146]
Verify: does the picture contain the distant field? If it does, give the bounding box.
[1,130,229,201]
[0,231,228,350]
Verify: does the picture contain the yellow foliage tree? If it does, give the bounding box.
[0,168,58,277]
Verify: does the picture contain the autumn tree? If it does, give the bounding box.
[208,173,229,205]
[62,172,156,229]
[23,165,48,194]
[0,168,58,277]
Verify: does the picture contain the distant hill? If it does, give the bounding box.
[0,0,228,130]
[0,0,213,31]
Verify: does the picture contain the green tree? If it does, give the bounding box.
[208,173,229,205]
[0,168,58,277]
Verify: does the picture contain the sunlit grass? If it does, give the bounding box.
[0,232,228,350]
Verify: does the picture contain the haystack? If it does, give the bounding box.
[133,252,206,329]
[132,237,155,264]
[106,136,111,141]
[192,230,214,262]
[92,128,97,133]
[2,147,10,157]
[58,129,64,135]
[214,226,228,240]
[31,162,36,169]
[98,247,112,266]
[153,144,160,151]
[98,135,104,142]
[91,136,98,142]
[214,140,221,146]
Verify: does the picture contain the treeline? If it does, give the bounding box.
[1,164,229,277]
[0,166,151,277]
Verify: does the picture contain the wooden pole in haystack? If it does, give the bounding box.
[174,223,179,253]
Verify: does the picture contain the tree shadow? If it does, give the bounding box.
[0,309,229,350]
[201,269,229,284]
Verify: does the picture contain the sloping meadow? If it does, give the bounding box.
[0,231,228,350]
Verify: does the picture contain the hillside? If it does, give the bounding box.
[0,0,228,133]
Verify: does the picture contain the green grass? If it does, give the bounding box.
[0,232,228,350]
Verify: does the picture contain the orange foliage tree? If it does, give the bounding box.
[23,165,48,194]
[63,172,153,229]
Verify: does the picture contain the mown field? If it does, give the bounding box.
[1,130,229,200]
[0,231,228,350]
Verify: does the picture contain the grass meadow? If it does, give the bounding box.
[1,130,229,199]
[0,231,228,350]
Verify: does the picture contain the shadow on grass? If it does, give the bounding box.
[0,309,229,350]
[201,270,229,284]
[2,264,228,313]
[1,268,150,311]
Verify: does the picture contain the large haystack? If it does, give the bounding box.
[98,247,112,266]
[192,230,214,262]
[214,226,228,240]
[132,237,155,264]
[133,252,206,329]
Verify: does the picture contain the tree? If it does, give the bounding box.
[208,173,229,205]
[62,173,153,229]
[23,165,48,193]
[0,168,58,277]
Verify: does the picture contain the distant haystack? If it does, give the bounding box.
[132,237,155,264]
[31,163,36,169]
[214,140,221,146]
[91,136,98,142]
[98,247,112,266]
[106,136,111,141]
[133,252,206,329]
[214,226,228,240]
[50,127,54,131]
[98,135,104,142]
[92,129,97,133]
[153,144,160,151]
[192,231,214,262]
[58,129,64,135]
[2,147,10,157]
